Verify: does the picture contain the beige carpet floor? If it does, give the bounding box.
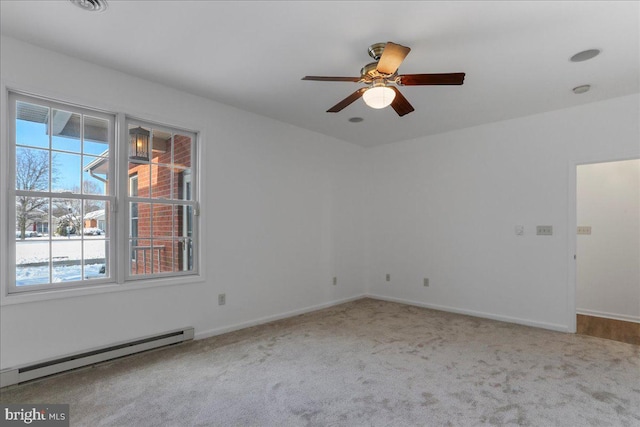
[1,298,639,426]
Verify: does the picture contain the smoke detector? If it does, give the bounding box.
[69,0,108,12]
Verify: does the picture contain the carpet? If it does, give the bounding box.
[1,298,639,426]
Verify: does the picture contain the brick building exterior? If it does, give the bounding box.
[129,133,192,275]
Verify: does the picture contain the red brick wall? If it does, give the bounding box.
[129,133,191,274]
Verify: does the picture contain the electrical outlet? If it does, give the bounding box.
[536,225,553,236]
[515,225,524,236]
[218,293,226,305]
[423,278,429,287]
[386,273,391,282]
[333,276,337,286]
[577,226,592,235]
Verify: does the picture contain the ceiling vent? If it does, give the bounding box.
[69,0,108,12]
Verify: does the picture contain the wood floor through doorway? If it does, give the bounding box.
[577,313,640,345]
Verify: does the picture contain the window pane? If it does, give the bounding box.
[52,198,82,237]
[84,200,108,236]
[83,155,108,195]
[174,134,191,168]
[52,152,81,193]
[128,164,149,198]
[16,240,50,286]
[151,204,173,238]
[16,147,50,191]
[175,204,193,237]
[16,101,49,149]
[51,110,81,152]
[15,196,49,239]
[84,116,109,155]
[174,168,191,201]
[151,129,171,164]
[151,165,173,199]
[52,240,81,283]
[177,238,194,272]
[131,202,150,238]
[153,239,173,273]
[84,240,108,280]
[15,194,50,285]
[131,238,151,275]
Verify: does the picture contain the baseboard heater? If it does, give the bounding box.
[0,327,194,388]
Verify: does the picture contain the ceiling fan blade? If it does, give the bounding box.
[327,88,367,113]
[389,87,415,117]
[302,76,362,82]
[398,73,466,86]
[376,42,411,75]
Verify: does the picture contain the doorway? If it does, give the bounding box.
[575,158,640,344]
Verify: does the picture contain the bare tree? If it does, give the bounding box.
[15,148,56,239]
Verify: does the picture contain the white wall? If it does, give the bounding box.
[365,94,640,331]
[1,35,638,370]
[0,36,366,369]
[576,159,640,322]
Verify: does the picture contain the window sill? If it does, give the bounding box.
[0,274,204,306]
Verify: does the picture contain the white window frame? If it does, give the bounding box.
[7,91,117,295]
[3,91,201,303]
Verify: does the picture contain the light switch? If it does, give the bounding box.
[577,226,592,235]
[536,225,553,236]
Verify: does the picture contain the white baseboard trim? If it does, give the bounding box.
[195,293,572,341]
[576,308,640,324]
[366,294,570,333]
[194,294,367,341]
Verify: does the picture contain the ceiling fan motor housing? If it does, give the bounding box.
[367,42,387,60]
[361,62,381,78]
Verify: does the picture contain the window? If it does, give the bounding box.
[7,92,199,295]
[125,120,197,278]
[9,92,114,292]
[127,120,196,278]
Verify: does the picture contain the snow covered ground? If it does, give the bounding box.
[17,263,105,285]
[16,236,108,285]
[16,235,107,264]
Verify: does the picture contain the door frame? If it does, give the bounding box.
[567,156,640,333]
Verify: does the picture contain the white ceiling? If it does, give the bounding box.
[1,1,638,147]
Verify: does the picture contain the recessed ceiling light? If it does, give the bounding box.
[348,117,364,123]
[573,84,591,94]
[69,0,108,13]
[570,49,600,62]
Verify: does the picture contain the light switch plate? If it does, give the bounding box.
[577,226,592,235]
[536,225,553,236]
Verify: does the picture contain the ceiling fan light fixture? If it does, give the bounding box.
[363,86,396,109]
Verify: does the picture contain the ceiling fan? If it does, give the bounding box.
[302,41,465,117]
